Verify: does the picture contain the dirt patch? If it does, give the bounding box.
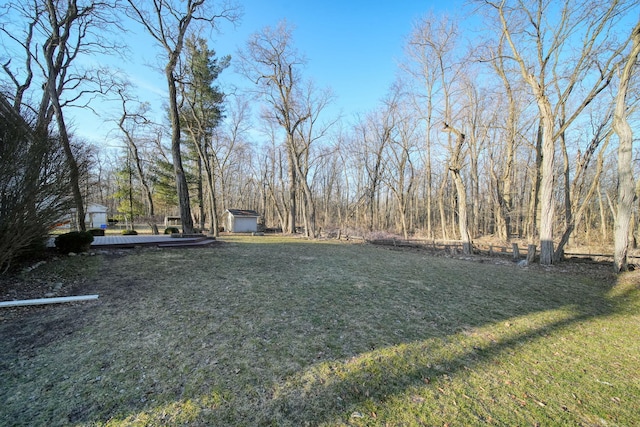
[1,305,93,360]
[0,250,114,359]
[0,246,217,358]
[0,248,145,304]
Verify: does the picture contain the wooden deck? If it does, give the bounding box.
[91,235,216,248]
[48,235,218,249]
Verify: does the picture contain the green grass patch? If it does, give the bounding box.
[1,236,638,426]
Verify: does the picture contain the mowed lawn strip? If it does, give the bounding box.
[1,235,638,426]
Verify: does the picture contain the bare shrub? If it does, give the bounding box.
[0,96,73,272]
[366,231,405,241]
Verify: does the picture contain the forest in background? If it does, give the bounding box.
[1,0,639,270]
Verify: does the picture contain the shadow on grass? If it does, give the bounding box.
[253,273,638,425]
[2,239,638,426]
[98,281,634,426]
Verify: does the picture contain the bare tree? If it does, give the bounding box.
[481,0,635,264]
[238,21,310,234]
[405,13,473,244]
[458,73,492,238]
[210,95,251,233]
[613,21,640,273]
[443,122,472,254]
[404,13,449,238]
[259,131,288,231]
[125,0,240,234]
[378,86,419,239]
[293,82,336,237]
[1,0,123,231]
[356,108,393,232]
[554,108,613,258]
[483,33,529,242]
[115,88,159,234]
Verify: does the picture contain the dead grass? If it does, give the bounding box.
[1,235,638,426]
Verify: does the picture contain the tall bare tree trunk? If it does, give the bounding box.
[167,67,195,234]
[212,181,221,234]
[438,170,449,240]
[117,92,159,234]
[40,0,88,231]
[597,182,608,242]
[443,122,472,254]
[490,0,626,264]
[527,123,543,243]
[555,143,607,259]
[50,91,85,232]
[497,54,517,242]
[425,140,433,238]
[286,146,297,233]
[535,102,556,265]
[613,22,640,273]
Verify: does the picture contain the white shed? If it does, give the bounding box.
[85,203,108,229]
[58,203,108,230]
[225,209,260,233]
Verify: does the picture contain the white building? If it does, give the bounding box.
[224,209,260,233]
[62,203,108,229]
[85,203,108,229]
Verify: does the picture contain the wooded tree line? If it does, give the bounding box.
[1,0,639,270]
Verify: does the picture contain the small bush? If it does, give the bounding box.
[121,229,138,235]
[88,228,105,236]
[164,227,180,234]
[54,231,94,254]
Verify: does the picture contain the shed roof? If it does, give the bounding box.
[86,203,108,212]
[226,209,260,217]
[70,203,108,213]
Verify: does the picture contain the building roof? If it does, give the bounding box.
[0,94,34,138]
[226,209,260,217]
[86,203,108,212]
[71,203,108,213]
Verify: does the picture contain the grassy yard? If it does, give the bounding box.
[1,236,639,426]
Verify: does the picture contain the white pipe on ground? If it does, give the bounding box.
[0,294,99,308]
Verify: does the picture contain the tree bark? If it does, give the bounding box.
[286,145,297,233]
[50,91,86,232]
[166,66,195,234]
[40,0,87,231]
[613,22,640,273]
[443,122,472,254]
[437,169,449,240]
[536,100,556,265]
[526,123,543,243]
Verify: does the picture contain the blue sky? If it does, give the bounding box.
[220,1,461,115]
[73,0,466,145]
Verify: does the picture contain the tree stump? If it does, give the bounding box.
[526,244,537,263]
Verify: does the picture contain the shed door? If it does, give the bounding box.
[233,217,257,233]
